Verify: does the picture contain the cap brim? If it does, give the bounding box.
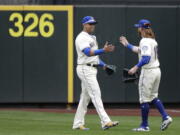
[88,21,98,25]
[134,24,140,28]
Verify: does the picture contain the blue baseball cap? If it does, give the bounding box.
[134,19,151,29]
[81,16,97,24]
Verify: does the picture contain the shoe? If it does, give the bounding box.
[161,116,173,131]
[73,125,90,130]
[102,121,119,130]
[132,126,150,132]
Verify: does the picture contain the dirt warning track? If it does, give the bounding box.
[0,108,180,116]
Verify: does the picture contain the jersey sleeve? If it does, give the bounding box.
[140,41,151,56]
[76,37,91,51]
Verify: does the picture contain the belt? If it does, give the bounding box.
[86,64,99,67]
[142,66,159,69]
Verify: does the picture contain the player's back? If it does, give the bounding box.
[139,38,160,69]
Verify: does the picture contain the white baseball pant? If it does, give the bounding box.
[72,65,111,128]
[139,67,161,104]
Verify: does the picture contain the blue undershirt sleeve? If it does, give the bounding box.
[94,49,105,55]
[136,56,151,68]
[83,48,91,56]
[99,60,106,67]
[83,48,105,56]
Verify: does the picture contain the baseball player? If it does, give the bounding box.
[119,19,172,131]
[72,16,119,130]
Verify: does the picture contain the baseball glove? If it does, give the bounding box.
[122,68,139,83]
[105,65,117,75]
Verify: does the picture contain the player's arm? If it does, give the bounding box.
[128,56,151,75]
[83,41,115,56]
[99,59,106,67]
[126,44,140,53]
[128,44,151,75]
[136,56,151,68]
[137,44,152,67]
[119,36,140,53]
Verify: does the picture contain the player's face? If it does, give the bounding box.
[83,23,96,33]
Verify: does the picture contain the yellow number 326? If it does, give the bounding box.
[9,12,54,38]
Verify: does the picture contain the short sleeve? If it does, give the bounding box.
[140,41,151,56]
[76,37,90,51]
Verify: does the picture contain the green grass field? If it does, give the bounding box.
[0,110,179,135]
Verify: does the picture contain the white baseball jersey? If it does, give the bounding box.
[75,31,99,65]
[139,38,160,69]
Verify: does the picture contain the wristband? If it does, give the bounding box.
[127,43,134,50]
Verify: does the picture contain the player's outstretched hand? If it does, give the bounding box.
[119,36,129,47]
[103,41,115,52]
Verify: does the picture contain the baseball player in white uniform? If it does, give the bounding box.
[72,16,119,130]
[120,19,172,132]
